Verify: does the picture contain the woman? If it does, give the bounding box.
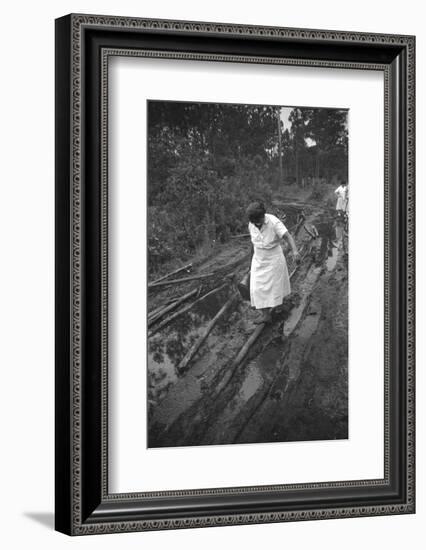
[247,201,300,324]
[334,180,348,216]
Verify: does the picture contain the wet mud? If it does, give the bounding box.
[147,198,348,448]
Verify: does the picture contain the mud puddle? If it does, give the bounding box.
[148,284,238,405]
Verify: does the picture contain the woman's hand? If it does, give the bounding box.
[293,249,301,265]
[283,232,301,265]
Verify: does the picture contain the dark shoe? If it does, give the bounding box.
[253,316,265,325]
[253,312,272,324]
[263,313,273,324]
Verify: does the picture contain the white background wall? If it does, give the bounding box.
[0,0,422,548]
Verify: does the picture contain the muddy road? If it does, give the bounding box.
[147,194,348,448]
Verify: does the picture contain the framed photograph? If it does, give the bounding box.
[55,14,415,535]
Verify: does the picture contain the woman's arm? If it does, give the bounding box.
[283,231,300,262]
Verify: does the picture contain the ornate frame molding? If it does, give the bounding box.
[55,13,415,535]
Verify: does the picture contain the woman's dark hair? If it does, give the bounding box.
[246,201,266,223]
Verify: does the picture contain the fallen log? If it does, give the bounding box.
[148,253,250,289]
[289,212,306,236]
[148,288,199,327]
[289,246,312,278]
[228,322,266,371]
[216,251,251,271]
[148,263,192,287]
[148,304,167,320]
[280,202,307,209]
[283,264,323,337]
[149,272,216,288]
[148,283,229,337]
[213,321,268,396]
[148,296,178,319]
[176,292,238,374]
[303,224,317,239]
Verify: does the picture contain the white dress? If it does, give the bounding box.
[249,213,291,309]
[335,185,348,212]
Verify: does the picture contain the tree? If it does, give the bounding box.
[147,101,279,272]
[288,108,309,186]
[288,107,348,184]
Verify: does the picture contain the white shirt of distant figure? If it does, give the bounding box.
[334,182,349,212]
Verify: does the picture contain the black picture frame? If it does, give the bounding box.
[55,13,415,535]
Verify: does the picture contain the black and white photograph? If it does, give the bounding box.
[147,100,349,448]
[0,0,419,544]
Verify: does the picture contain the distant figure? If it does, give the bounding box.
[334,181,348,216]
[247,201,300,324]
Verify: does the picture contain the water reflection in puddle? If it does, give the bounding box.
[326,246,339,271]
[148,285,234,402]
[314,218,345,272]
[238,364,264,401]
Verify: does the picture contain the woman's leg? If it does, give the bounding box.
[262,307,272,322]
[254,307,272,324]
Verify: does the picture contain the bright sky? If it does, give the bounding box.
[280,106,293,132]
[280,106,316,147]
